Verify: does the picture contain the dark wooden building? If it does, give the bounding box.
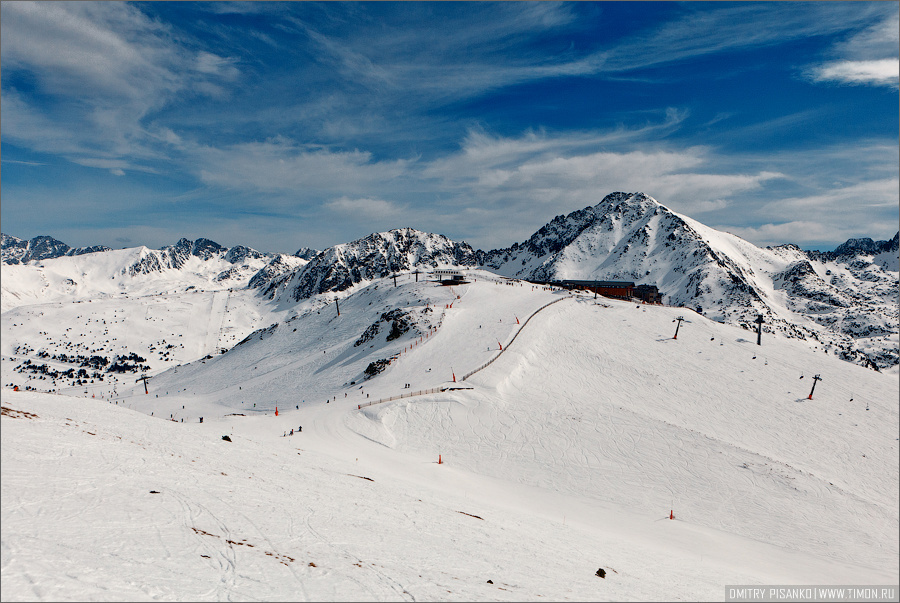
[556,280,635,299]
[634,284,662,304]
[548,280,663,303]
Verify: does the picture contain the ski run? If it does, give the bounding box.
[2,263,898,601]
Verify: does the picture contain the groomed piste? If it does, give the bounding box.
[2,270,898,601]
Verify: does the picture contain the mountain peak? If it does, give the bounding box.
[255,228,479,302]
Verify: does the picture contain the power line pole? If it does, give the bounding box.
[807,374,822,400]
[673,316,685,340]
[755,314,764,346]
[413,269,421,282]
[392,273,398,287]
[335,297,340,317]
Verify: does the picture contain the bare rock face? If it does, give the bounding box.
[258,228,478,303]
[126,237,271,278]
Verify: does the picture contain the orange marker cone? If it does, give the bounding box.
[275,406,278,416]
[438,455,442,464]
[670,510,674,520]
[516,317,519,324]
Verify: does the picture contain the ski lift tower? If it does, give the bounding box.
[673,316,685,340]
[136,374,151,394]
[755,314,765,346]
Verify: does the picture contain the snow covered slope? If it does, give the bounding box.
[1,240,289,396]
[3,272,897,601]
[481,192,899,371]
[0,238,274,313]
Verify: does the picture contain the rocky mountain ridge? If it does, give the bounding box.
[124,237,269,277]
[1,234,111,265]
[262,227,479,303]
[3,194,897,369]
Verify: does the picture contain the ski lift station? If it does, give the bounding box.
[431,269,469,285]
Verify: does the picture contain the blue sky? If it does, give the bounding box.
[2,1,897,254]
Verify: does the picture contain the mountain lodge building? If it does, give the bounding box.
[550,280,662,303]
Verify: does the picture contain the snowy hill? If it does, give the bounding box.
[1,238,288,398]
[0,238,275,313]
[2,271,897,600]
[481,192,899,371]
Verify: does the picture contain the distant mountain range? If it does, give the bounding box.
[3,192,897,369]
[1,234,111,264]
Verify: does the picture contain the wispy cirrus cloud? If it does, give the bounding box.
[285,2,595,109]
[0,1,240,173]
[806,9,899,88]
[414,127,789,247]
[1,2,895,253]
[724,178,900,247]
[597,2,895,74]
[190,137,410,197]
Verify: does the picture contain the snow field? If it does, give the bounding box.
[0,391,758,601]
[7,389,890,602]
[2,270,898,600]
[364,294,898,573]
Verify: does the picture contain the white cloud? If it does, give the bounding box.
[412,128,793,247]
[597,3,894,74]
[192,138,411,195]
[0,159,46,167]
[425,129,782,213]
[723,221,838,248]
[1,2,180,104]
[324,197,404,220]
[194,52,240,79]
[759,178,899,216]
[722,178,900,246]
[810,59,899,87]
[68,157,157,175]
[0,1,242,172]
[806,9,899,88]
[833,11,899,60]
